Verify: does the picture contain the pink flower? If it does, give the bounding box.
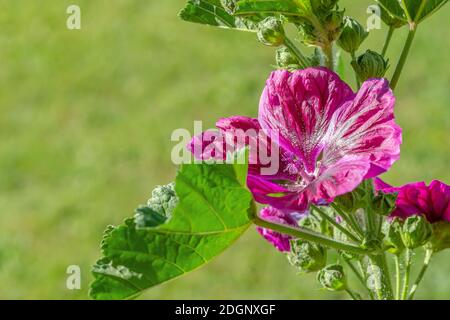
[375,179,450,223]
[189,67,402,212]
[256,206,299,252]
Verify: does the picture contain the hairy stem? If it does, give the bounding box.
[331,203,364,238]
[311,205,360,242]
[284,37,310,69]
[401,249,412,300]
[366,255,394,300]
[394,255,401,300]
[253,215,370,255]
[408,249,433,300]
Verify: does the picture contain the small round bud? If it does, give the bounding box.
[275,46,299,69]
[317,264,347,291]
[385,217,405,255]
[351,50,389,82]
[287,240,327,273]
[337,17,368,53]
[257,17,285,47]
[401,215,432,249]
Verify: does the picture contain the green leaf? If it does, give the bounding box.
[376,0,408,28]
[235,0,310,17]
[402,0,448,23]
[90,160,255,300]
[179,0,260,31]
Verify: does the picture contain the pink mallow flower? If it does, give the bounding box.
[189,67,402,212]
[375,179,450,223]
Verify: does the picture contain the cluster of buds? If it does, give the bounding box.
[298,0,344,48]
[385,215,433,253]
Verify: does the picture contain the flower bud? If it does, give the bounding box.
[275,46,299,69]
[385,217,405,254]
[427,222,450,252]
[401,215,432,249]
[135,183,178,228]
[352,50,389,82]
[317,264,347,291]
[288,240,327,273]
[257,17,285,47]
[337,17,368,53]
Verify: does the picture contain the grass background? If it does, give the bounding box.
[0,0,448,299]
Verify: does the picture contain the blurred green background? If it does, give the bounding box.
[0,0,448,299]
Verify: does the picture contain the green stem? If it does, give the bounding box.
[408,249,433,300]
[284,37,310,69]
[401,249,412,300]
[311,205,360,242]
[394,255,401,300]
[358,259,375,300]
[322,44,334,70]
[350,52,361,89]
[367,255,394,300]
[380,252,394,298]
[331,203,364,238]
[345,288,361,300]
[381,27,394,57]
[253,215,370,255]
[343,257,372,299]
[390,26,417,90]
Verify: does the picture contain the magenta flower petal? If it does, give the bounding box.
[256,206,298,252]
[253,68,401,211]
[188,68,402,213]
[259,68,354,173]
[375,178,450,223]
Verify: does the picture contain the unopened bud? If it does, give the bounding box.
[337,17,368,53]
[317,264,347,291]
[352,50,389,82]
[275,46,299,69]
[385,217,405,254]
[401,215,432,249]
[257,17,285,47]
[288,240,327,273]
